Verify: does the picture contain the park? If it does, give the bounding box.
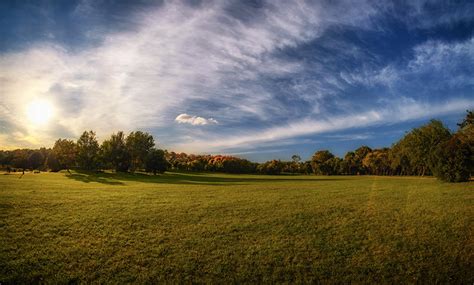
[1,1,473,283]
[1,171,472,283]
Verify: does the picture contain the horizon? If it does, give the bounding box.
[1,0,473,161]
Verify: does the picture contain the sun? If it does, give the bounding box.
[26,99,54,126]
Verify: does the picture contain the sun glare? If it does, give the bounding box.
[26,99,54,126]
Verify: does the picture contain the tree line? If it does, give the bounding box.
[0,110,472,182]
[0,131,167,175]
[308,110,473,182]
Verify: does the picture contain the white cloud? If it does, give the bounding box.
[175,114,218,126]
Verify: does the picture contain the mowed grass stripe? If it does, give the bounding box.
[0,171,472,283]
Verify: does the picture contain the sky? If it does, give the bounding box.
[0,0,473,161]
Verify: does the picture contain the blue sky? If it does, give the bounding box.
[0,0,473,161]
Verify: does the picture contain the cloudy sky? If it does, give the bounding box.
[0,0,473,161]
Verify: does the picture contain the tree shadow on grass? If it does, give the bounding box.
[65,170,349,186]
[66,173,125,185]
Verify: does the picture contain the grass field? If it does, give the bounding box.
[0,171,472,283]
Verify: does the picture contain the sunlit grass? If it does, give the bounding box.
[0,171,472,283]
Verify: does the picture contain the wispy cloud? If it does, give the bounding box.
[0,0,472,157]
[175,98,474,152]
[0,1,376,146]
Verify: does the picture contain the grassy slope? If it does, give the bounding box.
[0,171,472,283]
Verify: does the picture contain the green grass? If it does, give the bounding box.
[0,171,472,283]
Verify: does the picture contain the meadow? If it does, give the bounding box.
[0,171,472,283]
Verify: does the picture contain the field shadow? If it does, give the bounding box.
[65,170,347,186]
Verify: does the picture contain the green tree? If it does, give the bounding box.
[126,131,155,172]
[76,130,100,170]
[145,148,168,174]
[392,120,451,176]
[101,131,131,172]
[52,139,76,172]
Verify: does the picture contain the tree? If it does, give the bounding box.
[457,110,474,129]
[101,131,131,172]
[45,153,61,172]
[76,130,100,170]
[257,160,283,175]
[311,150,335,175]
[145,149,168,174]
[291,155,301,163]
[431,134,471,182]
[327,157,343,175]
[430,110,474,181]
[354,146,372,174]
[363,148,390,175]
[284,154,303,174]
[389,144,411,175]
[126,131,155,172]
[392,120,451,176]
[457,110,474,176]
[28,151,44,170]
[11,149,29,173]
[343,151,357,175]
[52,139,76,172]
[221,157,256,174]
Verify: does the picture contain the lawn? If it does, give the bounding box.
[0,171,472,283]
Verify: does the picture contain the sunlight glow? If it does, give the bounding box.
[26,99,54,126]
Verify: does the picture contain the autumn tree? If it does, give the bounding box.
[343,151,357,175]
[327,156,343,175]
[311,150,335,175]
[353,146,372,174]
[362,148,390,175]
[257,160,283,175]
